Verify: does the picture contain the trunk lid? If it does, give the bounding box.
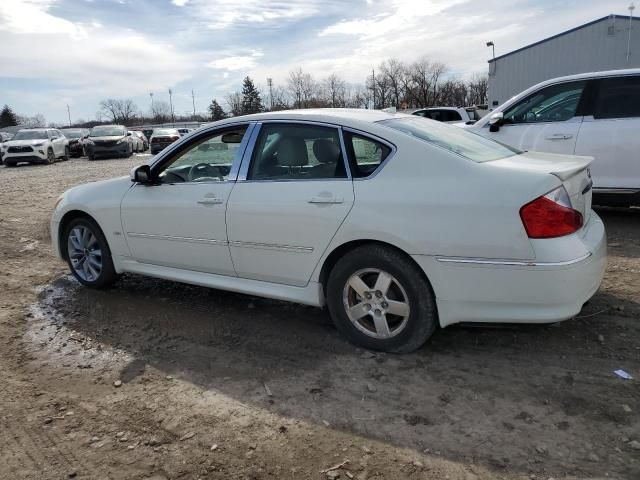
[491,151,593,222]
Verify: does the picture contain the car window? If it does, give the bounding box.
[157,125,248,184]
[248,123,346,180]
[344,132,391,178]
[594,76,640,119]
[503,81,586,124]
[49,130,57,139]
[381,116,521,163]
[444,110,462,122]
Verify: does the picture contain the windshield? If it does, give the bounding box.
[13,130,48,140]
[380,117,521,162]
[90,126,125,137]
[61,130,82,139]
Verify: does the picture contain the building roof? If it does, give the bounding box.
[489,14,640,63]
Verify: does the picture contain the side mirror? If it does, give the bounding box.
[488,112,503,132]
[130,164,152,184]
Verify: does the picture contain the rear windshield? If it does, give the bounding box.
[379,117,520,162]
[90,126,126,137]
[154,129,178,135]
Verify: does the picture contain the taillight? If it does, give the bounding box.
[519,186,583,239]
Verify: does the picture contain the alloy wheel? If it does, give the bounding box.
[343,268,410,339]
[67,226,103,282]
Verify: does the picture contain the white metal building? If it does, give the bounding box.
[487,14,640,108]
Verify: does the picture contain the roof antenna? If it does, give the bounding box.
[627,2,635,61]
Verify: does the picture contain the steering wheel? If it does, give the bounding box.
[188,163,224,182]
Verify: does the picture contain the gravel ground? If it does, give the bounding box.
[0,156,639,480]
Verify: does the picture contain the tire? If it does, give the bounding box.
[126,145,132,158]
[63,146,70,161]
[46,148,55,164]
[326,245,438,353]
[5,161,15,167]
[63,217,119,288]
[87,154,95,161]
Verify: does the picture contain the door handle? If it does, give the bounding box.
[308,196,344,204]
[197,198,223,205]
[545,134,573,140]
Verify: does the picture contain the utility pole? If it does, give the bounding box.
[628,3,635,62]
[267,78,273,111]
[66,104,71,127]
[191,89,196,119]
[168,88,175,125]
[371,69,376,109]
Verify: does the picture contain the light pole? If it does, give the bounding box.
[66,104,71,127]
[168,88,175,125]
[267,78,273,111]
[486,41,496,75]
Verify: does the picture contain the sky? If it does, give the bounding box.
[0,0,629,123]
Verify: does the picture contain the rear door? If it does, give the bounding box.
[574,75,640,191]
[226,122,355,287]
[485,80,587,154]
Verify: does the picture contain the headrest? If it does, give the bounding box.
[277,136,308,166]
[313,138,341,165]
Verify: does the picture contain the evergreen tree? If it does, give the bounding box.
[240,77,263,114]
[0,105,18,128]
[208,99,226,121]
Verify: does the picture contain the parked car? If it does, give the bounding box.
[60,128,90,157]
[142,128,154,142]
[3,128,69,166]
[128,131,144,153]
[469,68,640,207]
[412,107,482,125]
[177,128,193,136]
[0,132,14,163]
[149,128,180,154]
[84,125,133,160]
[51,109,605,353]
[131,131,148,151]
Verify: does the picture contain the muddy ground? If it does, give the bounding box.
[0,156,638,480]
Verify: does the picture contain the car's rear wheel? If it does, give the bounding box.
[46,149,55,164]
[326,245,438,353]
[63,217,118,288]
[5,161,15,167]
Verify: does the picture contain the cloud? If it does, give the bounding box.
[0,0,194,96]
[172,0,189,6]
[207,50,264,71]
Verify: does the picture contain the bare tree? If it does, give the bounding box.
[287,68,318,108]
[380,59,406,109]
[225,92,243,117]
[467,74,488,105]
[151,100,171,123]
[16,113,46,128]
[270,86,290,111]
[322,74,346,107]
[99,98,138,125]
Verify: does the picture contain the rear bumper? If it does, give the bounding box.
[413,212,607,327]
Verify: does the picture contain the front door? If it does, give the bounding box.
[574,75,640,191]
[226,122,355,287]
[485,80,587,155]
[120,124,251,275]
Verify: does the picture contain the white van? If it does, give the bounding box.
[469,69,640,207]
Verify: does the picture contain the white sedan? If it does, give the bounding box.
[51,109,606,353]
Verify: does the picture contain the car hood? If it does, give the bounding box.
[4,139,49,146]
[89,136,126,141]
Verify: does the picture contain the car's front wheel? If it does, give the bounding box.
[326,245,438,353]
[64,217,119,288]
[46,148,55,164]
